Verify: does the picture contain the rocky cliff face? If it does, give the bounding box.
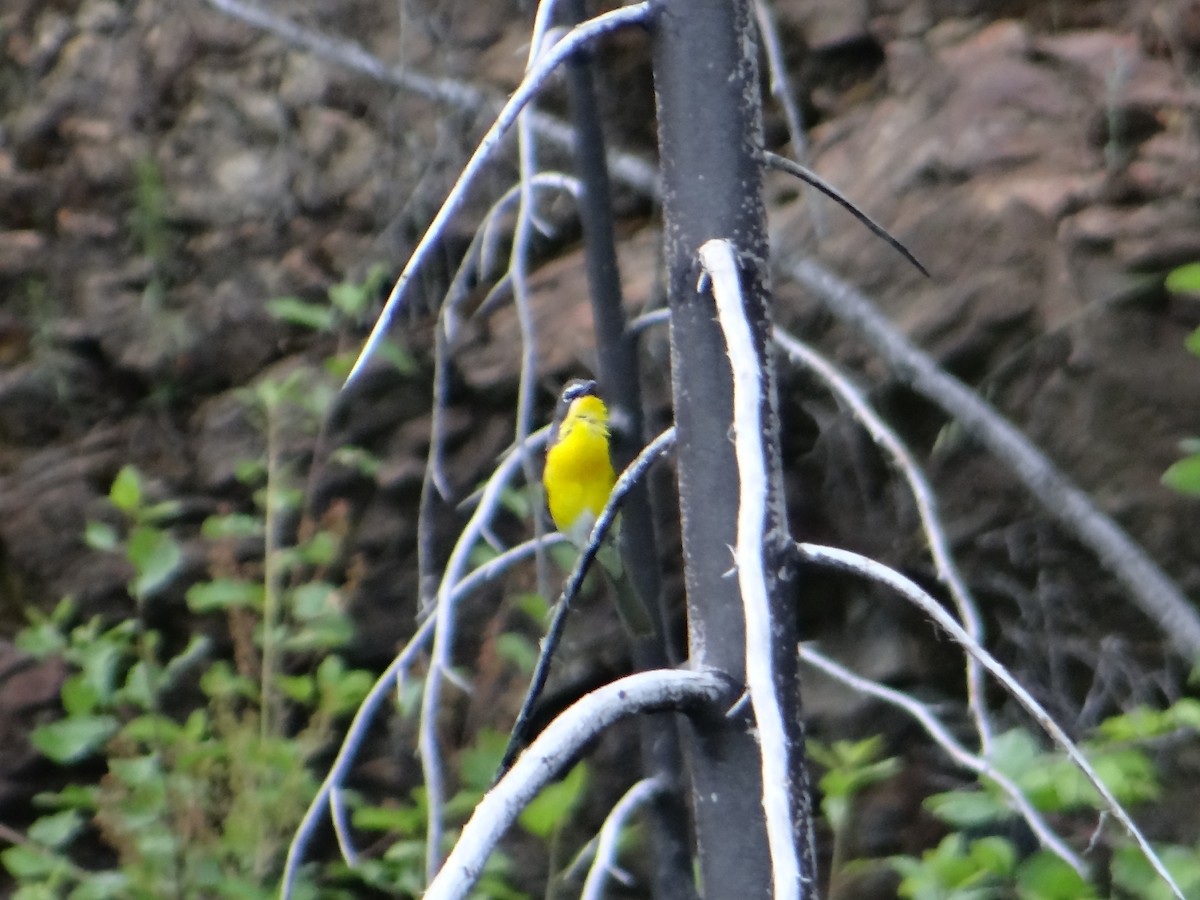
[2,0,1199,872]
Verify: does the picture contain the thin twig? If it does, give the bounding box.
[799,645,1085,876]
[418,427,551,878]
[280,531,565,899]
[449,173,580,341]
[328,787,358,867]
[796,542,1185,900]
[783,257,1200,661]
[581,777,666,900]
[764,152,928,277]
[427,669,731,900]
[204,0,660,195]
[774,328,992,754]
[342,2,658,384]
[751,0,825,237]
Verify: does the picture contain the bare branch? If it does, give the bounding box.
[799,645,1084,876]
[796,542,1186,900]
[782,258,1200,661]
[205,0,660,194]
[701,238,806,899]
[774,328,992,752]
[764,152,928,276]
[752,0,812,172]
[425,669,732,900]
[341,2,658,385]
[581,777,666,899]
[418,426,553,878]
[280,531,565,899]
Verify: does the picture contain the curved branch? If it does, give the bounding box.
[580,777,666,899]
[775,328,992,753]
[342,1,658,385]
[783,257,1200,661]
[426,668,732,900]
[280,531,565,899]
[799,645,1084,876]
[797,542,1185,900]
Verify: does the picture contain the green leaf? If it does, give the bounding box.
[892,834,1010,898]
[314,656,373,714]
[67,872,130,900]
[15,619,68,657]
[267,296,336,331]
[1186,326,1200,357]
[1164,262,1200,295]
[75,632,127,703]
[109,466,142,513]
[15,880,63,900]
[276,673,316,704]
[1017,851,1096,899]
[514,592,551,622]
[27,810,83,849]
[187,578,264,613]
[34,784,98,812]
[1162,455,1200,497]
[458,730,510,793]
[330,445,381,478]
[327,282,368,320]
[925,789,1009,828]
[989,728,1043,778]
[376,338,418,376]
[1098,705,1173,742]
[2,845,63,880]
[290,581,336,619]
[494,632,538,675]
[199,661,257,702]
[108,753,165,790]
[119,713,181,745]
[140,500,183,524]
[969,836,1016,877]
[200,512,264,539]
[519,762,588,838]
[60,675,99,717]
[235,459,267,486]
[352,802,425,837]
[1090,748,1160,806]
[299,530,339,567]
[1112,842,1200,900]
[118,660,157,710]
[84,521,119,552]
[31,715,118,764]
[125,526,181,598]
[1167,697,1200,730]
[328,264,387,319]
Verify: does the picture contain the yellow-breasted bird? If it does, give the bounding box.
[543,379,653,635]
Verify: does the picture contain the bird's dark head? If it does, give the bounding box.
[561,379,598,403]
[551,378,603,442]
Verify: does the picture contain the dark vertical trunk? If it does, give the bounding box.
[564,4,697,897]
[651,0,787,895]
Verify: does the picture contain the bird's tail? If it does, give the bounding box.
[595,541,655,636]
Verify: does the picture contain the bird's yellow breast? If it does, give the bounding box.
[543,395,616,538]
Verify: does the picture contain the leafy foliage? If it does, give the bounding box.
[1162,263,1200,496]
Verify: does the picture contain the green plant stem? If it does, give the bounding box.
[260,406,282,750]
[130,601,187,899]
